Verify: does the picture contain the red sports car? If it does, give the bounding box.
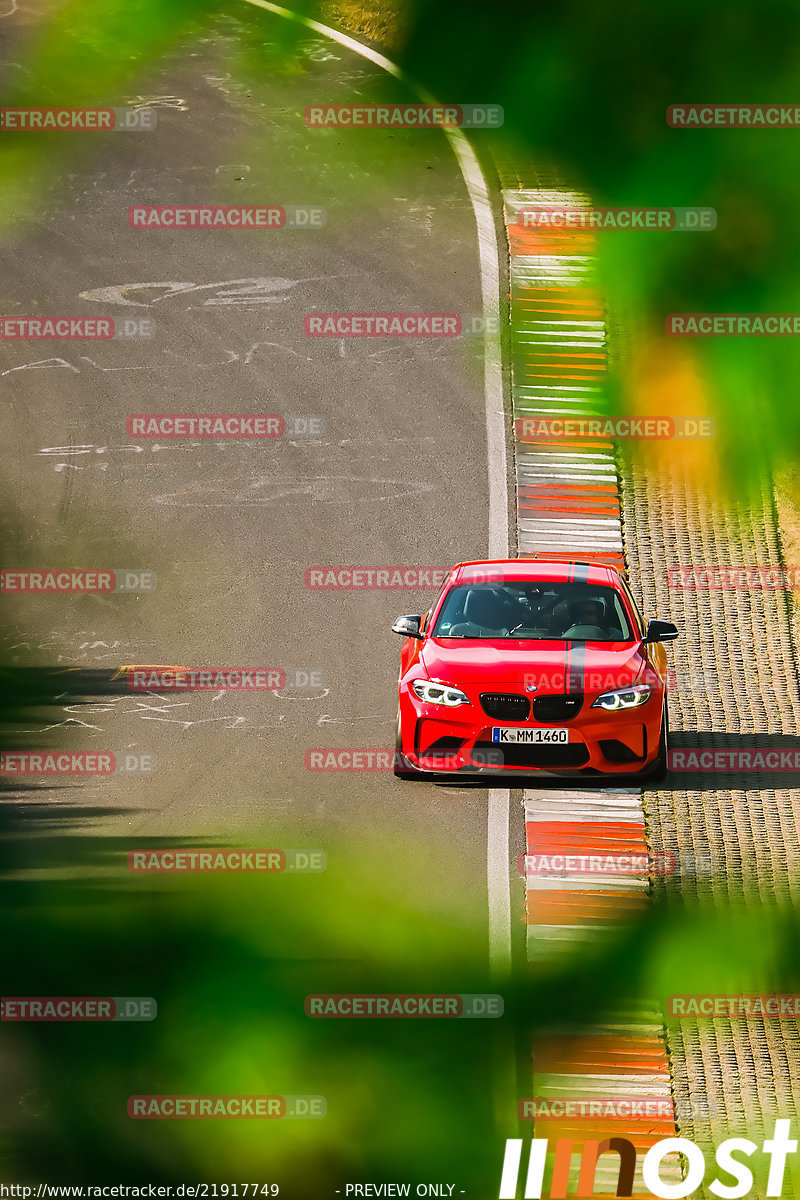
[392,559,678,780]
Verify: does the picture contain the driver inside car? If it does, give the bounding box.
[561,596,624,640]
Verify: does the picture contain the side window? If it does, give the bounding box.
[611,593,634,639]
[427,578,453,632]
[618,578,645,637]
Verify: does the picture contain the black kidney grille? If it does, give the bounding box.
[532,694,583,722]
[479,692,531,721]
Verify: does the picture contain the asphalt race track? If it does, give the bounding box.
[0,14,524,1184]
[0,15,509,922]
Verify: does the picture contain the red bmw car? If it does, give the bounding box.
[392,559,678,780]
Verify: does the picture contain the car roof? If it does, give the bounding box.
[448,559,622,587]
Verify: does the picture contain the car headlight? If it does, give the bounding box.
[591,684,652,711]
[412,680,470,707]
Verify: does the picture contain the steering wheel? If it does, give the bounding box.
[561,624,607,639]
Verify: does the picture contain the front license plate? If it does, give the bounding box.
[491,727,569,744]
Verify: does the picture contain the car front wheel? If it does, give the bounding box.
[393,707,428,780]
[640,703,668,782]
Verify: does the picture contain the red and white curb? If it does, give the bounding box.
[503,188,676,1191]
[523,789,651,954]
[504,189,624,570]
[522,790,677,1190]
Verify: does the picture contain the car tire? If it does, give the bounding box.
[393,708,427,780]
[640,703,668,783]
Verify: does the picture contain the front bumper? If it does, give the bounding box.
[397,687,662,776]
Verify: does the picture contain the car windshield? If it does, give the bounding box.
[431,582,634,641]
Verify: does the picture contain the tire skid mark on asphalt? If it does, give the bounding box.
[502,186,677,1188]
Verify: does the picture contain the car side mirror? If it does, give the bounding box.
[392,614,424,640]
[645,619,679,644]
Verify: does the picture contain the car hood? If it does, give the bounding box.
[420,637,648,693]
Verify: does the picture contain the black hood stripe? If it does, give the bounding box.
[565,642,586,694]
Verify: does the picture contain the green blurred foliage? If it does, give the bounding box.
[2,0,800,1186]
[394,0,800,485]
